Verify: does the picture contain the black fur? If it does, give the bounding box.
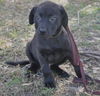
[6,1,82,88]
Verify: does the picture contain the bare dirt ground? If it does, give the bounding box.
[0,0,100,96]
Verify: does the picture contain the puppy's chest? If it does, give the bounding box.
[39,37,70,63]
[40,48,67,64]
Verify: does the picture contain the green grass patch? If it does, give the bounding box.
[39,87,55,96]
[82,31,90,37]
[80,93,90,96]
[6,77,22,87]
[65,2,87,18]
[8,29,19,39]
[92,24,100,30]
[0,0,4,3]
[79,42,93,47]
[0,39,6,46]
[80,6,100,17]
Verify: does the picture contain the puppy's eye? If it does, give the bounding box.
[49,16,56,23]
[36,15,41,21]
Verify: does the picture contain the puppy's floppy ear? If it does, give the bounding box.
[29,6,37,24]
[59,6,68,27]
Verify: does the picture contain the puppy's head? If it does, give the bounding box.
[29,1,68,37]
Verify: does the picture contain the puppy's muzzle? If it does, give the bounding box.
[39,27,47,35]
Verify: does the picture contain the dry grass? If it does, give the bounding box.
[0,0,100,96]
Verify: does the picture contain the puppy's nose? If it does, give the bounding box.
[39,27,46,35]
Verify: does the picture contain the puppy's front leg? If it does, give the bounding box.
[38,54,55,88]
[42,64,56,88]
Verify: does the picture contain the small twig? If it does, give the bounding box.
[80,51,100,57]
[22,82,33,86]
[80,51,100,61]
[81,53,100,59]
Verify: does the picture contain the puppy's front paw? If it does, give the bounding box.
[44,77,56,88]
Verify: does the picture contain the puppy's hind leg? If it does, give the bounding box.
[26,43,40,76]
[51,65,70,78]
[28,62,40,74]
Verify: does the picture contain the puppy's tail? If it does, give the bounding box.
[5,60,30,66]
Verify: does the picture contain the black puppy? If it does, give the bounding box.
[6,1,82,88]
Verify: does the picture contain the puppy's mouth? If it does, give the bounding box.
[45,29,62,39]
